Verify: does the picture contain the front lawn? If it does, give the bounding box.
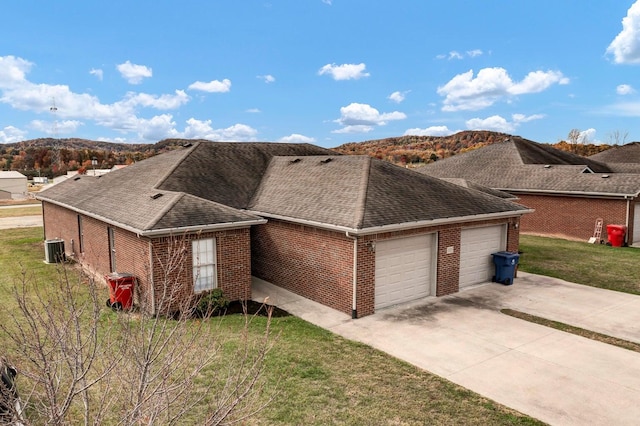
[518,234,640,294]
[0,227,541,425]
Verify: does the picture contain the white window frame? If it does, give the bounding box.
[192,238,217,293]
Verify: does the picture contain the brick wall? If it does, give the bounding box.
[516,194,632,243]
[42,202,252,315]
[436,228,461,296]
[252,216,521,318]
[251,220,354,315]
[150,228,252,314]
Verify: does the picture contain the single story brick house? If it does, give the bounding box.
[418,137,640,247]
[37,141,530,318]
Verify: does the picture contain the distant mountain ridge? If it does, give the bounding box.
[0,132,616,178]
[335,131,613,166]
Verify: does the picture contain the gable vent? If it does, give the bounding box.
[150,193,164,199]
[320,158,333,164]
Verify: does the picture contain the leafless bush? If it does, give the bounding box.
[1,237,277,425]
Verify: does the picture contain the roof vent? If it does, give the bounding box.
[289,158,301,164]
[73,177,81,181]
[183,143,193,148]
[601,175,610,179]
[320,158,333,164]
[150,193,164,199]
[544,164,551,169]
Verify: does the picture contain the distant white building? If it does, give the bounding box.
[0,171,28,199]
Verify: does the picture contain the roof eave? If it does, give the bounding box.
[498,188,640,199]
[40,197,266,237]
[250,209,533,237]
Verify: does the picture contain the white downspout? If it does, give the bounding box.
[345,231,358,319]
[625,197,631,246]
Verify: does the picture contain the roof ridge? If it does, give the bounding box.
[154,142,201,189]
[354,156,371,229]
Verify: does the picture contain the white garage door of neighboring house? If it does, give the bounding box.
[459,225,506,289]
[375,234,436,310]
[634,203,640,245]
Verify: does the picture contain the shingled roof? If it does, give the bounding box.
[418,138,640,197]
[589,142,640,167]
[39,141,530,236]
[249,155,529,231]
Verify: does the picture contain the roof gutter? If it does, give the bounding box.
[249,209,534,236]
[498,188,640,199]
[39,198,266,237]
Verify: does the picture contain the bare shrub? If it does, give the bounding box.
[1,235,276,425]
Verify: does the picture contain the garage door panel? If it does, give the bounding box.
[375,234,435,309]
[634,203,640,243]
[460,225,505,288]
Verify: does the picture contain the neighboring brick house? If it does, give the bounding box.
[418,137,640,247]
[38,141,530,318]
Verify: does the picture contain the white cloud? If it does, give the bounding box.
[279,133,316,143]
[258,74,275,83]
[333,102,406,133]
[0,125,27,143]
[322,0,332,4]
[182,118,258,141]
[403,126,455,136]
[578,128,597,143]
[617,84,635,95]
[605,100,640,116]
[607,1,640,64]
[318,63,370,80]
[0,56,31,88]
[246,108,261,113]
[120,90,190,110]
[89,68,103,81]
[188,78,231,93]
[30,119,82,134]
[436,50,483,60]
[465,113,545,133]
[388,90,409,103]
[116,61,152,84]
[437,67,569,111]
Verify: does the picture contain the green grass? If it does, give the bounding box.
[0,227,543,425]
[0,205,42,218]
[518,234,640,294]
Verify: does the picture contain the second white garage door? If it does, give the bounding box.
[459,225,506,289]
[375,234,436,310]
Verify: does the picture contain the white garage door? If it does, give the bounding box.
[375,234,435,309]
[460,225,506,288]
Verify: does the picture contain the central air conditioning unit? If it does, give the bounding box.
[44,239,66,263]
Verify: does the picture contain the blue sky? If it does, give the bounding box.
[2,1,640,148]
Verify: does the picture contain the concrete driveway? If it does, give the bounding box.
[253,272,640,425]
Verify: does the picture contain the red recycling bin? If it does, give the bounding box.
[606,224,627,247]
[105,273,136,310]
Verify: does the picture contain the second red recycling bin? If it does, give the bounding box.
[606,224,627,247]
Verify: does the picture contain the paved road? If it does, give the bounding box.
[253,273,640,426]
[0,215,43,230]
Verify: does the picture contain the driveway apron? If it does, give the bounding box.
[253,274,640,426]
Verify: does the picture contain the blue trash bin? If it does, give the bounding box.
[491,251,520,285]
